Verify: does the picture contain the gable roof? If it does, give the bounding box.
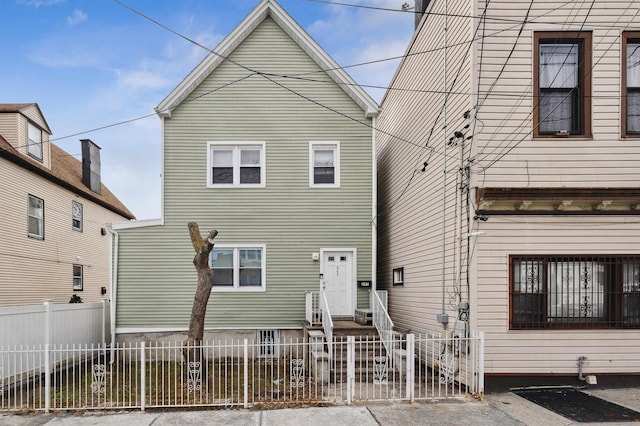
[155,0,378,119]
[0,134,135,220]
[0,103,52,134]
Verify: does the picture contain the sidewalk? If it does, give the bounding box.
[1,399,522,426]
[2,388,640,426]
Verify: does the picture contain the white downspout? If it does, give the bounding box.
[108,227,119,360]
[371,116,377,293]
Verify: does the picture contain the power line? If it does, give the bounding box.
[475,0,639,173]
[52,0,578,144]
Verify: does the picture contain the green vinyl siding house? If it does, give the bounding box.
[111,0,378,342]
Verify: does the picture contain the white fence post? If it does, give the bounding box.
[478,331,485,396]
[44,343,51,413]
[43,300,52,347]
[347,336,355,405]
[244,339,249,409]
[406,334,415,402]
[140,342,146,411]
[100,300,106,345]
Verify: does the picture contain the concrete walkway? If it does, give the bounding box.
[2,388,640,425]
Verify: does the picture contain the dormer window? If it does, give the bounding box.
[27,121,43,160]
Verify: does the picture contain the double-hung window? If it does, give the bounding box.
[27,121,43,160]
[28,195,44,239]
[623,32,640,137]
[210,245,266,291]
[510,255,640,329]
[207,142,265,187]
[72,201,83,232]
[73,264,83,291]
[534,32,591,137]
[309,142,340,187]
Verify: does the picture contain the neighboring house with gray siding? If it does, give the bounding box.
[0,103,134,307]
[377,0,640,385]
[112,0,377,343]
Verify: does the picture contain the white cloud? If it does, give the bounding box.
[67,9,87,26]
[17,0,64,7]
[116,69,170,91]
[307,0,413,103]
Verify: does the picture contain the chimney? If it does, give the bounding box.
[415,0,431,29]
[81,139,102,194]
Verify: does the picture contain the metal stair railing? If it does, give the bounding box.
[319,291,333,361]
[371,290,394,359]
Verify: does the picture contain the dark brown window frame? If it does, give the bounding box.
[622,31,640,138]
[392,267,404,286]
[533,31,592,138]
[509,255,640,330]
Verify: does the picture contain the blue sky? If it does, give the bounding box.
[1,0,414,219]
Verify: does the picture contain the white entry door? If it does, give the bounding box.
[322,250,354,316]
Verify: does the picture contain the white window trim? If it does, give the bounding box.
[210,244,266,292]
[27,121,43,160]
[73,264,83,291]
[393,267,404,286]
[309,141,340,188]
[28,194,44,239]
[206,141,266,188]
[72,200,83,232]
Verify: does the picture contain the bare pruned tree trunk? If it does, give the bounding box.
[183,222,218,382]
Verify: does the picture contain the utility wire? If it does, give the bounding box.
[476,0,638,173]
[32,0,596,146]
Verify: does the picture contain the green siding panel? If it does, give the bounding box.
[116,18,373,330]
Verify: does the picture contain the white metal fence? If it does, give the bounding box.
[0,332,484,412]
[0,301,108,384]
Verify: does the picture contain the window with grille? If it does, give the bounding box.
[258,330,279,358]
[510,255,640,329]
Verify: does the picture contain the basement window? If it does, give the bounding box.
[257,330,279,358]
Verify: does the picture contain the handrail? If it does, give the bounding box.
[371,290,394,359]
[319,291,333,360]
[305,291,314,325]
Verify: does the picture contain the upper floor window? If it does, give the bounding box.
[309,142,340,187]
[28,195,44,239]
[623,32,640,137]
[210,245,266,291]
[510,255,640,329]
[207,142,265,188]
[72,200,83,232]
[27,121,43,160]
[533,32,592,137]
